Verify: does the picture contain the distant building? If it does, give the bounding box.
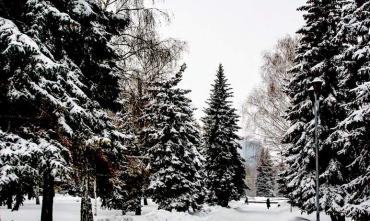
[239,136,262,196]
[239,137,262,167]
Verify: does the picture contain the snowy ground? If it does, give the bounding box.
[0,195,335,221]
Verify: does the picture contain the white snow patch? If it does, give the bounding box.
[0,195,338,221]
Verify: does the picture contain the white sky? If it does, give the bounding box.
[156,0,305,127]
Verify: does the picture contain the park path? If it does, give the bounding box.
[1,195,332,221]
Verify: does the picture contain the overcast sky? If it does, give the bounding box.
[156,0,305,128]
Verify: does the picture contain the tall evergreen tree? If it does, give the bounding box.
[102,102,146,215]
[329,1,370,220]
[140,64,205,212]
[256,148,275,197]
[202,64,247,207]
[0,1,129,221]
[281,0,346,220]
[0,16,87,219]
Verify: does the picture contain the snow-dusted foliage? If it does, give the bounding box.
[0,129,69,208]
[280,0,347,219]
[202,64,247,207]
[0,130,36,187]
[0,0,130,219]
[328,1,370,219]
[140,64,205,212]
[102,106,146,215]
[24,0,129,110]
[256,148,275,197]
[282,0,370,220]
[0,16,84,210]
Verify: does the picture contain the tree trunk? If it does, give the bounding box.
[93,179,97,216]
[34,185,40,205]
[80,175,93,221]
[143,197,148,205]
[135,206,141,215]
[6,195,12,209]
[12,194,23,211]
[330,214,345,221]
[36,196,40,205]
[41,171,55,221]
[219,200,229,208]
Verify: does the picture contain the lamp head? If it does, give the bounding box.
[311,77,323,94]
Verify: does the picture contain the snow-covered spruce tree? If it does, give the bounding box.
[202,64,247,207]
[0,16,83,220]
[256,148,275,197]
[0,1,129,221]
[328,1,370,220]
[102,101,147,215]
[281,0,347,220]
[0,129,69,212]
[140,64,205,212]
[0,132,35,211]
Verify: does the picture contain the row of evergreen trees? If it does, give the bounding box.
[109,64,247,212]
[281,0,370,221]
[0,1,247,219]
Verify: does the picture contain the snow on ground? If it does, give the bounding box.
[0,195,335,221]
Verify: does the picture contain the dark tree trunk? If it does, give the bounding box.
[219,200,228,208]
[143,197,148,205]
[35,186,40,205]
[81,175,93,221]
[135,206,141,215]
[36,196,40,205]
[41,172,55,221]
[330,214,345,221]
[6,195,12,209]
[12,194,23,211]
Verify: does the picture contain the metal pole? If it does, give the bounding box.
[314,92,320,221]
[94,179,97,216]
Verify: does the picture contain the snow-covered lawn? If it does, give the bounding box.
[0,195,334,221]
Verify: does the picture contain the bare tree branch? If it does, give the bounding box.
[242,35,299,160]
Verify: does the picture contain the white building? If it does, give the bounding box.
[239,136,262,167]
[239,136,262,196]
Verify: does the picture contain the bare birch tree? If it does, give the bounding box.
[242,35,298,160]
[98,0,187,213]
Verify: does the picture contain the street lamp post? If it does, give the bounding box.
[309,77,323,221]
